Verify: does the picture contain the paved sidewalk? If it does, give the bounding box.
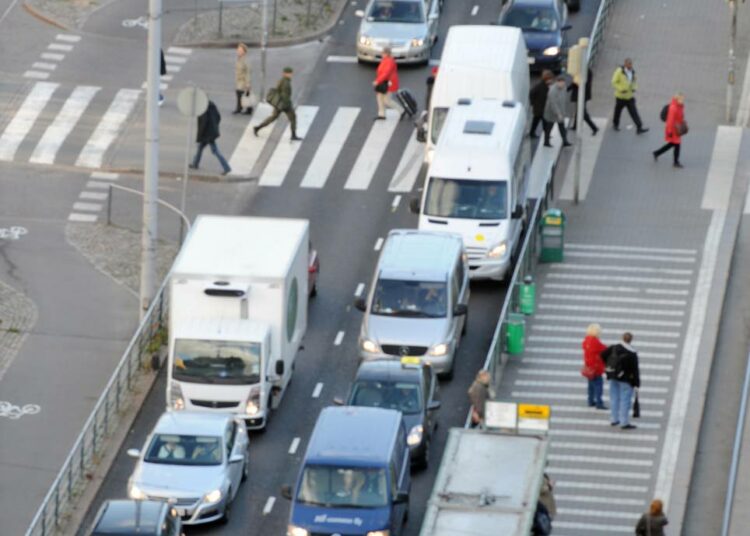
[493,0,750,534]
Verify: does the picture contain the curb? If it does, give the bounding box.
[22,1,72,31]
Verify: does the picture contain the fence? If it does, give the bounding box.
[24,279,170,536]
[588,0,617,68]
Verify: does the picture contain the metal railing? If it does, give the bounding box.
[24,278,171,536]
[588,0,617,68]
[105,183,191,243]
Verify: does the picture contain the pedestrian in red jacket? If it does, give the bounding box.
[372,47,401,120]
[653,93,686,168]
[581,323,607,409]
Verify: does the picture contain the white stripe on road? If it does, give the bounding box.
[471,4,479,15]
[522,356,673,373]
[557,494,646,507]
[543,282,642,293]
[534,313,683,328]
[703,126,742,210]
[388,133,423,192]
[644,288,690,296]
[68,213,97,222]
[32,62,56,71]
[41,52,64,61]
[30,85,99,164]
[56,33,81,42]
[312,382,323,398]
[527,335,678,349]
[514,380,668,393]
[228,103,275,177]
[549,428,659,441]
[72,202,102,212]
[288,437,301,454]
[75,88,141,168]
[513,391,666,405]
[558,508,641,520]
[547,272,691,285]
[518,368,671,382]
[345,109,400,190]
[0,81,58,161]
[531,324,680,338]
[550,453,654,466]
[391,195,402,210]
[86,180,112,189]
[553,521,633,533]
[565,250,696,263]
[551,404,664,418]
[48,43,72,51]
[300,106,359,188]
[560,117,608,201]
[91,171,119,180]
[166,64,181,73]
[355,283,365,297]
[262,496,275,515]
[552,417,661,430]
[555,481,648,493]
[80,191,108,201]
[160,74,173,82]
[541,293,687,307]
[538,303,684,317]
[374,237,384,251]
[167,46,192,55]
[524,346,676,359]
[549,467,651,480]
[565,243,697,255]
[549,263,693,275]
[164,54,187,64]
[23,70,49,79]
[553,440,657,453]
[259,105,319,186]
[334,331,345,346]
[327,55,359,63]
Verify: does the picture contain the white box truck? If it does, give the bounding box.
[419,427,549,536]
[424,25,530,164]
[166,215,309,430]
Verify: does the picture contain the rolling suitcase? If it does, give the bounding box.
[396,88,418,118]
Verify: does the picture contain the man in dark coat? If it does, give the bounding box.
[253,67,301,141]
[189,100,231,175]
[602,332,641,430]
[529,70,554,138]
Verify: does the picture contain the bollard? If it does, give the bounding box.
[519,275,536,315]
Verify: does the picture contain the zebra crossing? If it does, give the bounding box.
[25,34,81,80]
[498,242,698,534]
[68,171,120,223]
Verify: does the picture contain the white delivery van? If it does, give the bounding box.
[424,25,529,164]
[167,215,309,430]
[412,98,530,281]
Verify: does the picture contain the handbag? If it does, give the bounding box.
[241,91,258,109]
[374,81,389,94]
[676,121,689,136]
[580,364,597,380]
[633,390,640,418]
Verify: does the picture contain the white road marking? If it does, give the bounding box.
[512,391,666,406]
[345,109,400,190]
[228,103,275,177]
[160,74,173,82]
[354,283,365,297]
[374,237,384,251]
[518,368,671,382]
[48,43,73,52]
[30,85,99,165]
[334,331,345,346]
[56,34,81,42]
[259,105,319,186]
[76,88,141,168]
[524,347,675,360]
[541,293,687,307]
[166,64,181,73]
[79,191,108,201]
[538,303,684,317]
[547,272,691,285]
[527,335,678,349]
[91,171,119,180]
[164,54,187,64]
[557,495,646,507]
[554,521,633,533]
[140,81,168,91]
[534,313,683,328]
[300,106,359,188]
[388,133,423,192]
[391,194,402,210]
[167,46,192,55]
[565,243,698,255]
[559,508,640,520]
[549,467,651,480]
[262,496,275,515]
[41,52,64,61]
[555,481,648,493]
[471,4,479,15]
[559,117,608,200]
[288,437,301,454]
[703,126,742,210]
[552,417,662,430]
[531,324,680,338]
[327,55,359,63]
[73,202,102,212]
[565,250,696,264]
[32,62,56,71]
[312,382,323,398]
[550,453,654,466]
[553,440,657,453]
[549,263,693,276]
[514,379,667,393]
[0,81,58,161]
[543,282,642,293]
[23,71,49,79]
[85,180,111,189]
[644,288,690,296]
[68,213,97,222]
[655,210,725,506]
[522,357,673,373]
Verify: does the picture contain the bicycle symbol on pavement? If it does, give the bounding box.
[0,401,41,420]
[0,226,27,240]
[122,16,149,29]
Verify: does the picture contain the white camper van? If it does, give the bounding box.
[425,25,529,164]
[167,216,309,430]
[412,99,530,281]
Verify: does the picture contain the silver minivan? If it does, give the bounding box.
[355,230,469,379]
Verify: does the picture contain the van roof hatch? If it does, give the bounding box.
[464,120,494,135]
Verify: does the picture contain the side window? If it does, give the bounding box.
[225,423,236,457]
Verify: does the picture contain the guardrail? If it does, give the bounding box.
[24,278,170,536]
[588,0,617,68]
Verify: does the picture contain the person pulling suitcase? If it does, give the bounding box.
[372,47,403,120]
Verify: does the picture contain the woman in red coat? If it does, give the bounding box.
[372,47,401,120]
[653,93,685,168]
[582,323,608,409]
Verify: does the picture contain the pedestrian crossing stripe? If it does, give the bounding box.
[228,104,276,177]
[0,82,58,161]
[345,108,401,190]
[260,105,319,186]
[300,106,360,188]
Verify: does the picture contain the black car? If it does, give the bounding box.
[499,0,572,72]
[339,358,440,468]
[89,500,182,536]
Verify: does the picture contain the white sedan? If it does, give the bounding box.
[127,411,249,525]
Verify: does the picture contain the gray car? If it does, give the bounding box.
[356,0,441,64]
[127,411,249,526]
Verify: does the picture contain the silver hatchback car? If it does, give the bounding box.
[357,0,441,64]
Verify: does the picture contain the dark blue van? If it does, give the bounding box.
[282,406,411,536]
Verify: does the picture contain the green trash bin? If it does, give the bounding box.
[519,275,536,315]
[539,208,566,263]
[506,313,526,355]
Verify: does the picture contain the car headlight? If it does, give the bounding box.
[367,531,391,536]
[488,242,508,258]
[169,381,184,410]
[428,343,448,356]
[361,339,380,353]
[411,38,425,47]
[246,395,260,416]
[288,525,310,536]
[407,424,423,446]
[359,35,372,46]
[543,46,560,56]
[129,484,147,500]
[204,489,222,504]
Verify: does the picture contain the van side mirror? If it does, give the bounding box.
[512,204,523,219]
[281,484,293,500]
[333,397,345,406]
[354,297,367,312]
[275,360,285,375]
[428,400,441,411]
[394,491,409,504]
[354,9,365,17]
[453,304,468,316]
[409,198,421,214]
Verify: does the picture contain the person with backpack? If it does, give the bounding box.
[653,93,686,168]
[253,67,302,141]
[188,100,231,175]
[635,499,669,536]
[611,58,649,134]
[602,332,641,430]
[581,323,607,409]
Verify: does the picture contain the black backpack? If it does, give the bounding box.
[532,501,552,536]
[604,345,625,381]
[660,104,669,122]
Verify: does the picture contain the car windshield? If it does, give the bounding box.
[425,178,508,220]
[371,280,447,318]
[172,339,261,385]
[144,434,222,466]
[502,6,559,31]
[349,380,422,414]
[297,466,388,508]
[367,0,424,23]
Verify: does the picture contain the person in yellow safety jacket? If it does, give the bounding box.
[611,58,649,134]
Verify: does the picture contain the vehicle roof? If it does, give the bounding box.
[154,411,232,436]
[440,26,525,71]
[305,406,403,466]
[91,500,166,535]
[172,215,308,279]
[354,359,424,384]
[378,230,463,282]
[431,99,526,179]
[172,317,270,342]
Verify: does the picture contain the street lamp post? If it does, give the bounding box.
[727,0,738,123]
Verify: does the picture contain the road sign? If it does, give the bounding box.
[177,86,208,118]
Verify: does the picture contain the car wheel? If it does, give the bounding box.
[241,455,249,482]
[221,493,232,524]
[439,367,454,381]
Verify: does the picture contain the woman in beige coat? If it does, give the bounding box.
[234,43,252,114]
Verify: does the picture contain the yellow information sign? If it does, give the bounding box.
[544,216,562,226]
[518,404,550,420]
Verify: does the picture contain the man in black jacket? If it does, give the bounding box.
[189,100,232,175]
[529,70,554,138]
[602,332,641,430]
